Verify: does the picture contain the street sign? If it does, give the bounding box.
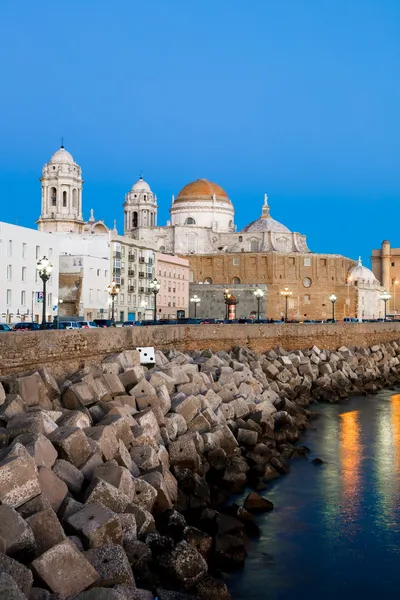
[37,292,43,303]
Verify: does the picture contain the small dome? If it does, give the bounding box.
[174,179,232,206]
[349,257,377,283]
[132,177,151,192]
[49,146,75,164]
[241,216,291,234]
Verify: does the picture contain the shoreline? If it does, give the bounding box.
[0,341,399,598]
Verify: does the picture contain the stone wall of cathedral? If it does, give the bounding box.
[185,252,358,320]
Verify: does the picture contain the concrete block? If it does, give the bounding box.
[102,373,127,396]
[67,502,123,548]
[132,477,157,512]
[237,428,258,446]
[169,437,200,471]
[31,539,99,599]
[37,467,68,513]
[115,438,133,470]
[99,414,134,447]
[171,395,201,423]
[0,454,41,508]
[26,508,67,557]
[53,459,85,495]
[0,505,35,560]
[49,426,92,468]
[62,382,97,409]
[140,471,172,513]
[79,452,104,481]
[127,504,156,537]
[135,409,162,443]
[187,412,211,434]
[12,432,57,469]
[0,395,26,421]
[93,462,135,499]
[85,477,131,513]
[119,366,145,392]
[85,544,134,587]
[56,409,91,429]
[130,446,160,473]
[14,372,51,409]
[85,425,119,461]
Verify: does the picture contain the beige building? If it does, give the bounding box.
[155,253,190,319]
[372,240,400,317]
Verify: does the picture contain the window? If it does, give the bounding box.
[304,294,310,304]
[319,258,327,267]
[7,265,12,281]
[121,247,125,256]
[239,236,243,242]
[159,246,166,252]
[97,269,101,276]
[204,277,213,284]
[7,240,12,256]
[97,290,101,301]
[6,290,11,305]
[132,212,138,228]
[105,270,108,278]
[128,294,132,305]
[250,240,259,252]
[229,220,233,229]
[392,262,395,267]
[120,294,125,303]
[89,289,93,302]
[304,258,311,267]
[21,291,26,306]
[187,235,197,253]
[22,267,26,282]
[22,243,27,258]
[232,277,241,284]
[36,246,40,259]
[51,188,57,206]
[288,257,295,265]
[90,268,94,276]
[185,217,196,225]
[233,257,240,266]
[72,189,78,209]
[62,191,67,207]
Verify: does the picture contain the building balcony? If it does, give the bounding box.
[128,270,135,276]
[146,273,153,279]
[128,254,135,261]
[113,251,121,259]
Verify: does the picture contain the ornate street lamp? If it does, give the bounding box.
[380,290,391,321]
[150,278,161,322]
[253,287,264,320]
[223,288,232,320]
[190,294,201,318]
[107,280,120,325]
[329,293,337,322]
[36,256,53,329]
[280,286,292,322]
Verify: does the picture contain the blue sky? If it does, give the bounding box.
[1,0,399,264]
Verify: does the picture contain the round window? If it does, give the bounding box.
[303,277,312,288]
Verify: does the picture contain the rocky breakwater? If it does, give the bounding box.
[0,341,398,599]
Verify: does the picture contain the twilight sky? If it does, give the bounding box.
[0,0,399,265]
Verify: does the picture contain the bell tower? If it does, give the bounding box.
[37,145,84,233]
[124,176,158,234]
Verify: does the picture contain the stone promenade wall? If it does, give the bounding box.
[1,322,400,379]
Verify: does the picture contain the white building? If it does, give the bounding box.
[348,258,384,320]
[59,254,109,320]
[0,222,60,324]
[125,177,309,256]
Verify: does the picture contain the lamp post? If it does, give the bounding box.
[393,280,398,320]
[253,287,264,320]
[280,286,292,322]
[329,293,337,322]
[190,294,201,318]
[223,288,231,320]
[107,281,120,325]
[347,275,352,317]
[36,256,53,330]
[380,290,391,321]
[150,278,161,322]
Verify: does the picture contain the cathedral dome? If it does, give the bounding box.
[241,216,291,234]
[174,179,232,206]
[132,177,151,192]
[349,258,377,283]
[49,146,75,164]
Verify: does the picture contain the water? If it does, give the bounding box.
[229,390,400,599]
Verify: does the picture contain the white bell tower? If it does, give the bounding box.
[123,176,158,234]
[37,145,84,233]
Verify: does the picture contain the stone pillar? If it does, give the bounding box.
[382,240,391,291]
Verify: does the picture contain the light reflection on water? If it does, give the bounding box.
[228,390,400,600]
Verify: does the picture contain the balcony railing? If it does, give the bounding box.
[113,251,121,259]
[128,254,135,261]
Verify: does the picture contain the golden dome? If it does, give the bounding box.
[174,179,232,205]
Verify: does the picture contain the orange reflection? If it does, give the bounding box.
[391,395,400,476]
[340,410,361,521]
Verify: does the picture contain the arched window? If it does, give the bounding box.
[204,277,213,284]
[50,188,57,206]
[229,220,233,229]
[185,217,196,225]
[143,195,147,201]
[72,189,78,209]
[62,191,67,207]
[250,239,259,252]
[232,277,241,284]
[132,212,138,228]
[187,234,197,254]
[159,245,166,253]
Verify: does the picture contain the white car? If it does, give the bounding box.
[78,321,98,329]
[63,321,82,330]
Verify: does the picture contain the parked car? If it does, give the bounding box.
[63,321,82,330]
[14,322,41,331]
[253,319,268,324]
[78,321,98,329]
[0,324,12,331]
[176,318,201,325]
[122,321,135,326]
[343,317,358,323]
[93,319,113,328]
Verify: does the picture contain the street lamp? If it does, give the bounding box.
[150,278,161,322]
[107,281,120,325]
[36,256,53,329]
[380,290,391,321]
[253,287,264,320]
[190,294,201,318]
[280,286,292,322]
[393,280,398,320]
[223,288,231,320]
[329,293,337,322]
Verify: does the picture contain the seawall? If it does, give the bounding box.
[2,322,400,378]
